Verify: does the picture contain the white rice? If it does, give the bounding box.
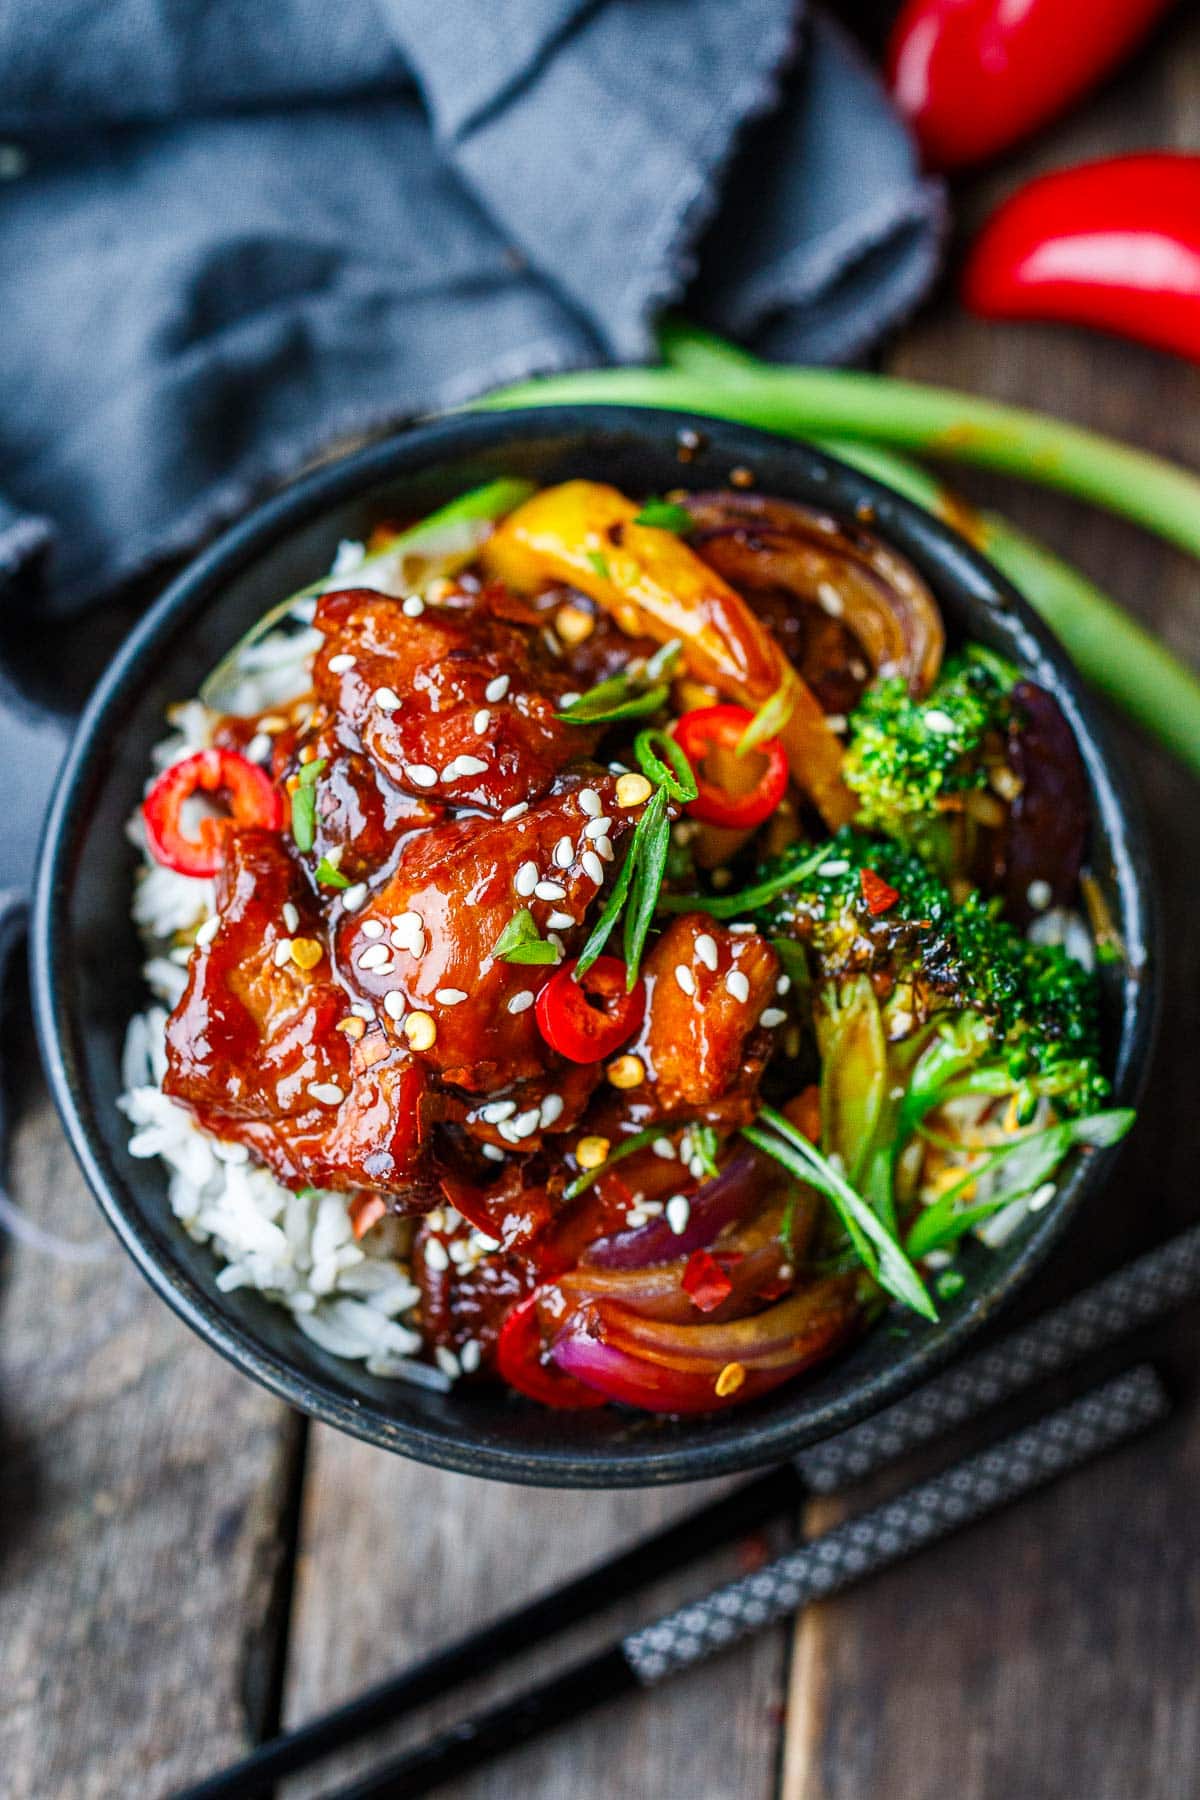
[122,573,449,1390]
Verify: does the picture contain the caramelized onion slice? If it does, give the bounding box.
[586,1276,861,1374]
[683,492,945,697]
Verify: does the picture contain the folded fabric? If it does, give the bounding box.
[0,1,943,613]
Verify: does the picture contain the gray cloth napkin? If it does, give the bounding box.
[0,1,944,614]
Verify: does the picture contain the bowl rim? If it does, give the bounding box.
[32,405,1159,1486]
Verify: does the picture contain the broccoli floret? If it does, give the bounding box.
[843,646,1018,865]
[751,826,1106,1116]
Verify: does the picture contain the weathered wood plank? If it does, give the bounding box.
[280,1428,792,1798]
[0,1079,301,1800]
[782,10,1200,1798]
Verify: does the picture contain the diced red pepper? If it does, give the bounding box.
[672,705,789,831]
[495,1290,608,1409]
[681,1249,735,1314]
[535,956,646,1064]
[142,748,283,877]
[860,867,900,916]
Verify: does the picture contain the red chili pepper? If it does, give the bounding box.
[672,705,788,831]
[681,1249,735,1314]
[963,155,1200,363]
[495,1290,607,1409]
[860,868,900,916]
[142,749,283,877]
[887,0,1173,171]
[535,956,646,1064]
[349,1194,387,1240]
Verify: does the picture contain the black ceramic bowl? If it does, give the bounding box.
[33,408,1156,1486]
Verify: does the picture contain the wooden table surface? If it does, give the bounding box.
[4,13,1200,1797]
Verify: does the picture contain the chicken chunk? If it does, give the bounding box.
[629,914,780,1118]
[163,828,435,1200]
[334,775,640,1138]
[311,587,596,815]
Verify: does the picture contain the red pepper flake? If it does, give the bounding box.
[860,867,900,915]
[681,1249,734,1314]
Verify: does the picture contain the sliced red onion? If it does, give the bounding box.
[583,1150,758,1270]
[549,1318,789,1413]
[1003,682,1088,926]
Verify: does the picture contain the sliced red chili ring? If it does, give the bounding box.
[672,704,788,831]
[495,1290,607,1409]
[534,955,646,1064]
[142,749,283,877]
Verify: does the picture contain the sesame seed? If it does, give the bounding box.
[374,687,401,712]
[1029,1181,1057,1212]
[328,652,356,673]
[760,1007,787,1027]
[195,915,219,948]
[360,918,384,940]
[512,1107,541,1139]
[403,1011,437,1051]
[728,921,755,934]
[674,964,696,996]
[607,1054,645,1090]
[357,943,391,970]
[514,861,539,898]
[501,802,528,821]
[694,932,719,971]
[616,772,653,807]
[282,901,300,934]
[540,1093,564,1128]
[473,709,490,734]
[307,1081,344,1106]
[435,1345,461,1378]
[1027,879,1053,911]
[460,1339,483,1373]
[440,760,460,781]
[652,1137,677,1160]
[825,714,847,733]
[688,1156,707,1179]
[546,932,565,957]
[485,674,509,703]
[246,732,272,763]
[776,974,791,995]
[725,970,750,1004]
[401,594,425,618]
[480,1099,516,1123]
[273,939,294,967]
[424,1237,450,1272]
[436,988,468,1005]
[456,755,489,777]
[666,1195,691,1235]
[584,815,613,839]
[481,1144,505,1162]
[383,991,405,1021]
[579,788,602,817]
[817,859,850,877]
[581,850,604,885]
[350,1001,374,1020]
[817,581,844,617]
[923,708,957,734]
[341,882,368,913]
[535,880,566,902]
[547,910,574,930]
[507,990,534,1015]
[406,764,438,787]
[625,1210,648,1228]
[258,714,288,734]
[594,834,614,862]
[554,836,574,869]
[392,910,424,945]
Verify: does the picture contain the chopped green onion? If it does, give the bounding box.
[737,685,793,756]
[557,642,682,727]
[493,909,560,965]
[290,758,326,854]
[563,1124,680,1201]
[634,726,698,803]
[315,856,351,889]
[633,500,695,534]
[659,841,829,919]
[586,550,612,581]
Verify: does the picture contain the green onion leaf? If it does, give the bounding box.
[622,786,670,984]
[586,550,612,581]
[632,500,695,534]
[736,685,794,756]
[315,856,351,889]
[492,909,560,965]
[634,726,698,804]
[557,641,682,727]
[659,841,830,919]
[563,1124,679,1201]
[298,757,326,787]
[745,1105,936,1320]
[575,827,640,976]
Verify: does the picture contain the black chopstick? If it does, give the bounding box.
[327,1365,1169,1799]
[176,1222,1200,1800]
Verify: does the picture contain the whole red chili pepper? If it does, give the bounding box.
[886,0,1174,171]
[963,155,1200,363]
